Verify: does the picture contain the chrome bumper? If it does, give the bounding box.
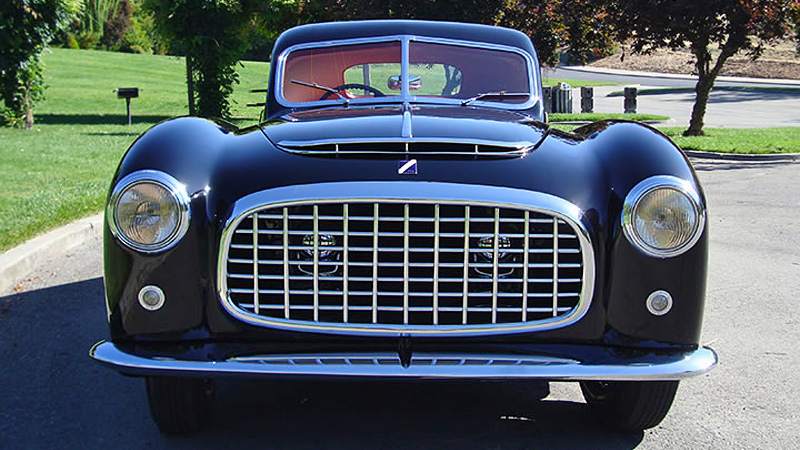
[90,341,717,381]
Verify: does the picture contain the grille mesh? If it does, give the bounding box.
[223,201,587,332]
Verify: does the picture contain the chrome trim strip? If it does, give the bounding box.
[621,175,706,258]
[432,204,440,325]
[107,170,191,254]
[217,182,595,337]
[278,138,533,152]
[522,211,530,322]
[274,35,538,111]
[403,204,410,325]
[491,208,500,324]
[91,341,717,381]
[252,214,260,314]
[282,208,290,318]
[312,205,320,321]
[343,204,349,323]
[552,217,559,317]
[461,206,470,325]
[372,204,379,324]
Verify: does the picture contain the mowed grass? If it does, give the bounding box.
[0,48,269,251]
[661,127,800,154]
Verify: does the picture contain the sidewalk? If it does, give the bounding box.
[560,65,800,87]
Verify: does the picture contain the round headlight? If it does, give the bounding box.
[108,170,190,253]
[622,176,704,257]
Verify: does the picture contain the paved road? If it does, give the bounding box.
[544,67,800,128]
[1,159,799,449]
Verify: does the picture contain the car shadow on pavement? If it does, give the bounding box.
[180,378,645,450]
[0,278,643,450]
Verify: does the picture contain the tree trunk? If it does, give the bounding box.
[685,77,713,136]
[186,54,196,116]
[684,39,738,137]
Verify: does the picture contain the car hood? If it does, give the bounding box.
[261,106,549,155]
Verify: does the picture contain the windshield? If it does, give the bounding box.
[279,38,532,107]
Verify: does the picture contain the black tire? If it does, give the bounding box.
[145,376,214,435]
[579,380,679,432]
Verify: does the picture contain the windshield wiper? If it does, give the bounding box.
[290,79,349,104]
[461,91,529,106]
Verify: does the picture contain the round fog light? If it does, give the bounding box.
[138,285,165,311]
[646,290,673,316]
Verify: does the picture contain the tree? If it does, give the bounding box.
[144,0,298,118]
[309,0,614,67]
[500,0,614,66]
[596,0,800,136]
[0,0,80,128]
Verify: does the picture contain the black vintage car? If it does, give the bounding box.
[91,20,717,434]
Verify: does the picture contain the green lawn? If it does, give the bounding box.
[549,112,670,122]
[661,127,800,154]
[0,48,269,251]
[1,48,798,252]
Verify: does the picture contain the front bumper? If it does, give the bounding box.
[90,341,717,381]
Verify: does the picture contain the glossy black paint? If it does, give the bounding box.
[101,21,709,368]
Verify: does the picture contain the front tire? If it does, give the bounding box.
[580,381,678,431]
[146,376,214,435]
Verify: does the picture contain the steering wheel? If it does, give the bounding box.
[320,83,385,100]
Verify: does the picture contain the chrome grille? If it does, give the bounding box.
[220,189,593,336]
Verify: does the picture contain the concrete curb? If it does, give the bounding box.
[684,150,800,162]
[0,214,103,294]
[559,65,800,87]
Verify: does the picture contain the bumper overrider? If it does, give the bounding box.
[90,341,717,380]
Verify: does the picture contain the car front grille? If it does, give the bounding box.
[220,185,593,336]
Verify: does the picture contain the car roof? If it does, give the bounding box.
[271,20,537,59]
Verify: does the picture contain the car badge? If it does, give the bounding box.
[398,159,418,175]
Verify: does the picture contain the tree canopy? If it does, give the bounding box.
[143,0,298,118]
[596,0,800,135]
[1,0,81,127]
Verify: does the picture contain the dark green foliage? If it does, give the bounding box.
[0,0,80,127]
[143,0,297,118]
[101,0,133,50]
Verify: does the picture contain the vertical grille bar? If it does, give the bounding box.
[403,203,410,325]
[372,203,379,324]
[282,208,289,318]
[491,207,500,324]
[552,217,559,317]
[252,214,260,314]
[462,206,470,324]
[343,204,349,323]
[313,205,319,321]
[522,210,530,321]
[432,204,440,325]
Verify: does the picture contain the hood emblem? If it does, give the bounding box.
[398,159,418,175]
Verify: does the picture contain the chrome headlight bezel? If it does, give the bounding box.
[622,175,705,258]
[107,170,191,253]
